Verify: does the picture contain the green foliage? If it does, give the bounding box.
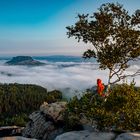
[103,84,140,130]
[64,90,104,130]
[0,114,28,126]
[0,83,62,126]
[47,90,62,103]
[64,84,140,131]
[67,2,140,85]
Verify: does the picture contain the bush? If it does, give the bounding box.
[1,114,29,126]
[47,90,63,103]
[103,84,140,130]
[63,90,104,130]
[64,84,140,131]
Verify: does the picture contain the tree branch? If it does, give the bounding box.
[110,69,140,84]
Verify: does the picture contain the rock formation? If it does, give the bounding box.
[22,101,140,140]
[22,102,67,140]
[55,130,116,140]
[0,136,37,140]
[5,56,45,66]
[115,132,140,140]
[0,126,24,137]
[55,131,140,140]
[40,102,66,122]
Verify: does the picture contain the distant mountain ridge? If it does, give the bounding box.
[0,55,96,63]
[33,55,95,62]
[5,56,45,66]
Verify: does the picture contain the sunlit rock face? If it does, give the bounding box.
[115,132,140,140]
[22,102,67,140]
[0,136,37,140]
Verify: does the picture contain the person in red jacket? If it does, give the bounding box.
[97,79,105,96]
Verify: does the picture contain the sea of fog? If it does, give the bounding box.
[0,55,140,98]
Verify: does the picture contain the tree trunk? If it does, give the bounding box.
[106,70,112,95]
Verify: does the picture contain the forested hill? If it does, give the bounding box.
[0,83,62,126]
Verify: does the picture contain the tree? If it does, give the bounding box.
[66,3,140,91]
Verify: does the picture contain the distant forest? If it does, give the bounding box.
[0,83,62,126]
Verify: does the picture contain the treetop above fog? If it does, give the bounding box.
[67,3,140,85]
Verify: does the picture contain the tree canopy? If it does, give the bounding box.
[0,83,62,126]
[66,3,140,86]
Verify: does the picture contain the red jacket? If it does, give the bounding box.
[97,79,105,96]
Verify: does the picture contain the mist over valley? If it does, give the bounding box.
[0,55,139,98]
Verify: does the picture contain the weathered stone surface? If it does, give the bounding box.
[23,111,55,139]
[115,132,140,140]
[23,102,66,140]
[21,101,140,140]
[79,114,98,131]
[0,126,24,137]
[40,101,67,122]
[0,136,37,140]
[55,130,116,140]
[43,128,63,140]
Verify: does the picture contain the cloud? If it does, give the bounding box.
[0,61,140,98]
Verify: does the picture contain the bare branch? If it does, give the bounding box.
[110,58,133,79]
[110,69,140,84]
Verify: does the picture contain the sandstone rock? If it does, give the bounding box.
[0,136,37,140]
[23,102,67,140]
[79,114,98,131]
[43,128,63,140]
[22,111,55,139]
[0,126,24,137]
[40,101,67,122]
[115,132,140,140]
[55,130,116,140]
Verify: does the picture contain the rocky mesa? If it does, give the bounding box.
[5,56,45,66]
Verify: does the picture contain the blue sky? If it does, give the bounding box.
[0,0,139,56]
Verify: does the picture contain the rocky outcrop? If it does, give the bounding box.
[55,130,116,140]
[40,102,67,122]
[5,56,45,66]
[0,126,24,137]
[22,101,140,140]
[55,131,140,140]
[0,136,37,140]
[22,102,67,140]
[115,132,140,140]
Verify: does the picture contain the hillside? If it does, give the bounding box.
[0,83,62,126]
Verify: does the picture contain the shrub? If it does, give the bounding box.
[64,84,140,131]
[103,84,140,130]
[47,90,62,103]
[63,91,104,130]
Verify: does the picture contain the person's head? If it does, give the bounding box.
[97,79,102,84]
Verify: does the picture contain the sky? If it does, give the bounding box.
[0,0,140,56]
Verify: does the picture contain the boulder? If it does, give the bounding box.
[79,114,98,131]
[40,101,67,122]
[22,111,57,139]
[22,102,67,140]
[55,130,116,140]
[115,132,140,140]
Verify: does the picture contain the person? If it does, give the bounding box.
[97,79,105,97]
